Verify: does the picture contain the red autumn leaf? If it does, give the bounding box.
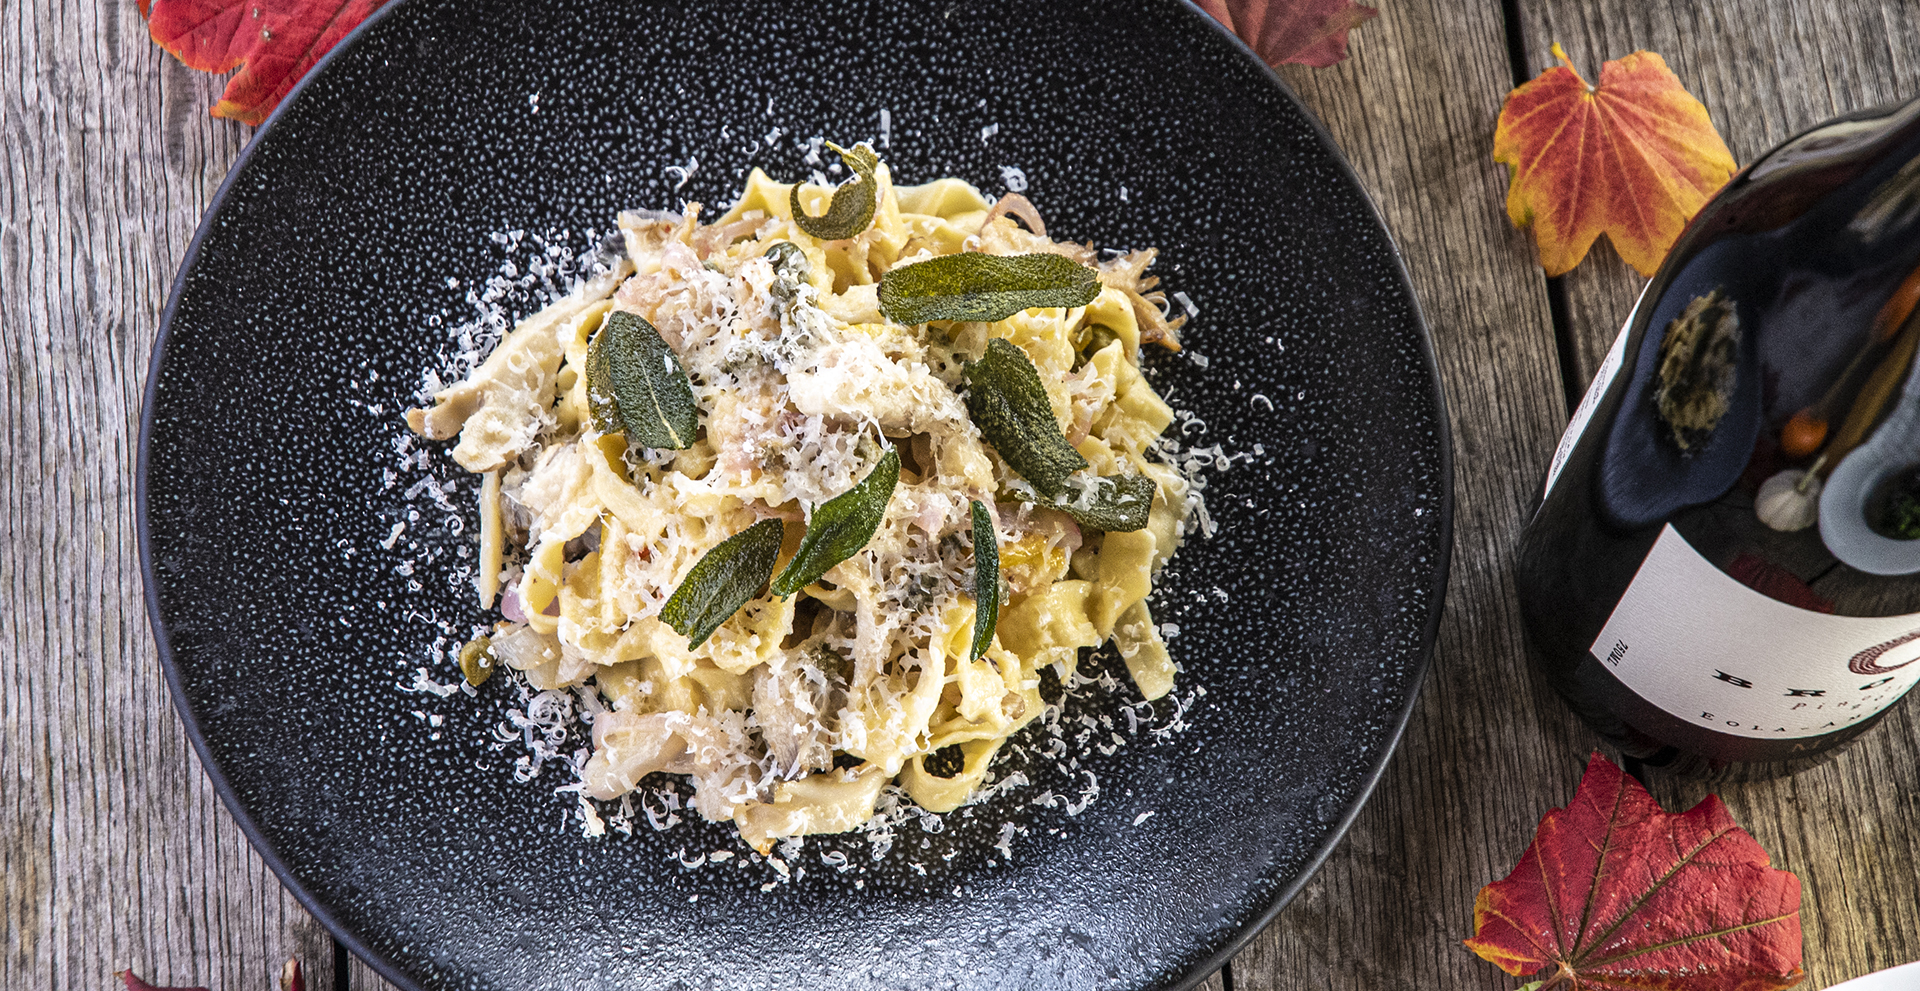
[1493,43,1737,277]
[1196,0,1378,68]
[117,957,300,991]
[118,969,209,991]
[141,0,389,125]
[1465,753,1804,991]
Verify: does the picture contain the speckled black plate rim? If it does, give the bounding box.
[133,4,1456,991]
[136,3,448,990]
[1147,13,1453,991]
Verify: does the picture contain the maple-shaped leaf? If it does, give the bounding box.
[1465,753,1804,991]
[1196,0,1378,68]
[143,0,390,125]
[117,957,302,991]
[118,969,209,991]
[1493,44,1737,277]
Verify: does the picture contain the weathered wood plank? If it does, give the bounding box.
[0,2,338,990]
[14,2,1914,990]
[350,956,397,990]
[1513,3,1920,987]
[1231,0,1603,988]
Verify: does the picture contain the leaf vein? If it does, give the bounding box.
[1576,824,1739,964]
[1581,911,1801,971]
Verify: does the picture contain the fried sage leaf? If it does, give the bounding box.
[1046,472,1156,533]
[963,338,1088,496]
[765,240,811,303]
[878,252,1101,325]
[790,141,880,241]
[662,518,785,649]
[969,499,1000,660]
[587,310,699,449]
[772,448,901,597]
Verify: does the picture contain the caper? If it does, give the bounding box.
[457,634,496,687]
[1073,323,1121,369]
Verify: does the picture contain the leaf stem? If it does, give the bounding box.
[1549,41,1593,92]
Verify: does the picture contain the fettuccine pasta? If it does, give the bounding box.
[408,148,1192,852]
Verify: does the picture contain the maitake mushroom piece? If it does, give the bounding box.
[1097,247,1185,352]
[405,256,635,471]
[973,194,1184,352]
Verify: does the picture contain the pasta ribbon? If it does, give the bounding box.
[405,147,1200,851]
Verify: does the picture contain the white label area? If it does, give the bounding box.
[1542,285,1645,501]
[1593,525,1920,739]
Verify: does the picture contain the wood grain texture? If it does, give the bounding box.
[1229,1,1602,989]
[10,1,1917,990]
[0,2,338,990]
[1514,3,1920,986]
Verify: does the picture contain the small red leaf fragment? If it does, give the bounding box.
[281,957,305,991]
[1195,0,1378,68]
[1465,753,1805,991]
[1493,44,1737,276]
[145,0,389,125]
[118,969,209,991]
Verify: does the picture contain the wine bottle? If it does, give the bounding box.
[1517,98,1920,778]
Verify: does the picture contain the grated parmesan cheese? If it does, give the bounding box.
[389,154,1244,869]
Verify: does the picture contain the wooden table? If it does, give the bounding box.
[7,1,1919,989]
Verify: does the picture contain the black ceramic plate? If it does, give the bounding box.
[140,2,1451,989]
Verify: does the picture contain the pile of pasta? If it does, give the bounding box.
[408,153,1192,851]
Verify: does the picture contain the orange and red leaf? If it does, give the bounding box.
[119,969,209,991]
[1196,0,1378,69]
[118,957,299,991]
[1465,753,1804,991]
[145,0,388,125]
[1494,44,1737,276]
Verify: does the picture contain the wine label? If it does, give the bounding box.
[1592,525,1920,739]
